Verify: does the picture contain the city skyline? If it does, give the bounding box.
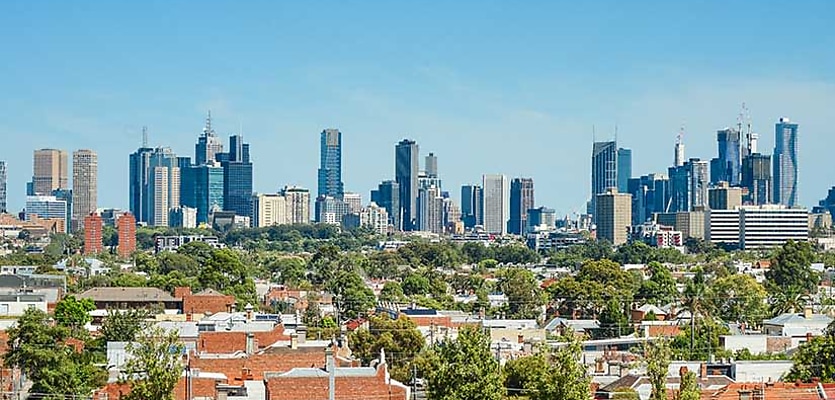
[2,2,835,215]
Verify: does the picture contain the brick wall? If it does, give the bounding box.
[96,377,218,400]
[265,366,408,400]
[405,315,452,328]
[766,337,793,353]
[197,324,292,353]
[183,293,235,315]
[190,349,326,383]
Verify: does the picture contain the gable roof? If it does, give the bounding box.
[764,313,833,327]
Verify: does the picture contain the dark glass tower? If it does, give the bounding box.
[129,147,154,223]
[591,141,617,221]
[710,128,742,186]
[617,148,632,193]
[371,180,400,229]
[773,118,798,206]
[181,164,224,224]
[317,129,344,198]
[508,178,535,235]
[460,184,483,229]
[221,135,253,218]
[742,153,772,206]
[395,139,419,231]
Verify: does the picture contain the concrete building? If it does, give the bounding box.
[169,206,197,228]
[742,153,771,206]
[360,202,389,235]
[526,207,556,232]
[282,186,310,224]
[705,209,741,248]
[508,178,534,235]
[116,213,136,259]
[417,185,444,234]
[482,174,509,235]
[252,193,287,227]
[342,192,362,214]
[707,205,809,250]
[708,182,742,210]
[32,149,68,196]
[773,118,799,207]
[315,195,348,225]
[654,211,706,240]
[72,149,97,230]
[25,196,68,232]
[596,188,632,246]
[83,213,103,255]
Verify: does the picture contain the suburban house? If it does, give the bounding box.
[77,287,182,311]
[762,310,833,337]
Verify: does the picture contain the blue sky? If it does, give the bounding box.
[2,1,834,215]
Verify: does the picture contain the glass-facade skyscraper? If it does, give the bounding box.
[773,118,798,207]
[317,129,344,198]
[742,153,771,206]
[181,164,224,224]
[221,135,253,219]
[617,148,632,193]
[669,158,708,212]
[460,184,483,229]
[371,180,400,229]
[710,128,742,186]
[591,140,618,221]
[509,178,534,235]
[195,111,223,166]
[395,139,419,231]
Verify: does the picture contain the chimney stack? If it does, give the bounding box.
[245,303,254,322]
[290,333,298,350]
[245,332,255,355]
[326,348,336,400]
[804,307,813,319]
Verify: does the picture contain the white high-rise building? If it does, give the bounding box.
[282,186,311,224]
[342,192,362,214]
[417,185,444,234]
[361,202,389,235]
[151,167,170,227]
[72,149,98,229]
[252,193,288,227]
[706,205,808,250]
[482,174,509,235]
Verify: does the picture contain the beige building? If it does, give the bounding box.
[32,149,68,195]
[708,182,742,210]
[252,193,288,227]
[595,188,632,246]
[655,211,705,239]
[72,149,98,229]
[282,186,310,224]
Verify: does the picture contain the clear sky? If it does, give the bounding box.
[2,1,834,215]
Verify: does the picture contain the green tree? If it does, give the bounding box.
[101,308,150,342]
[711,274,768,326]
[496,267,544,319]
[379,281,406,302]
[595,298,630,339]
[677,370,700,400]
[646,340,672,400]
[612,387,640,399]
[54,295,95,334]
[349,314,424,382]
[269,256,307,287]
[785,321,835,383]
[122,326,184,400]
[637,262,678,306]
[426,326,503,400]
[326,270,376,320]
[503,355,547,397]
[402,273,432,296]
[766,240,819,295]
[526,335,591,400]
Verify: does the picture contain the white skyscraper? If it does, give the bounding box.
[482,174,509,235]
[72,149,98,229]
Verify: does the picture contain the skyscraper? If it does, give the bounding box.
[221,135,253,218]
[395,139,419,231]
[425,153,438,178]
[147,148,180,226]
[482,174,509,235]
[460,184,483,229]
[628,173,670,225]
[417,185,444,234]
[252,193,287,227]
[83,213,103,255]
[32,149,68,195]
[508,178,535,235]
[116,213,136,259]
[591,141,617,221]
[195,111,224,166]
[129,146,154,223]
[0,161,6,213]
[742,153,772,206]
[710,128,742,186]
[595,188,632,246]
[25,195,68,232]
[617,148,632,193]
[708,182,743,210]
[282,186,311,224]
[317,129,344,198]
[674,131,685,167]
[72,149,98,230]
[669,159,709,212]
[371,180,400,229]
[773,118,798,207]
[181,164,223,224]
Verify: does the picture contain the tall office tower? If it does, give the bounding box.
[674,131,685,167]
[72,149,98,230]
[32,149,68,195]
[773,118,799,207]
[425,153,438,178]
[460,184,483,229]
[116,213,136,259]
[591,141,618,221]
[129,146,154,224]
[371,180,400,229]
[317,129,344,198]
[252,193,288,227]
[669,159,709,212]
[617,148,632,193]
[181,164,223,224]
[508,178,535,235]
[708,182,743,210]
[52,188,73,230]
[342,192,362,214]
[742,153,772,206]
[395,139,419,230]
[482,174,509,235]
[195,111,224,166]
[169,206,198,229]
[710,128,742,186]
[627,173,671,225]
[416,185,444,234]
[0,161,6,213]
[595,188,632,246]
[144,148,181,226]
[83,213,103,255]
[282,186,311,224]
[222,135,253,218]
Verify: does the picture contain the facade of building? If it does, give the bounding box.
[627,173,670,226]
[194,112,223,166]
[169,206,197,228]
[669,158,709,212]
[705,209,740,247]
[527,207,556,232]
[425,152,438,178]
[32,149,68,196]
[595,188,632,246]
[710,128,742,186]
[0,161,6,213]
[315,195,349,225]
[655,211,705,240]
[83,213,103,255]
[71,149,98,230]
[617,148,632,193]
[370,180,399,229]
[342,192,362,214]
[708,182,743,210]
[707,205,809,249]
[460,184,483,229]
[221,135,253,219]
[482,174,508,235]
[508,178,534,235]
[25,196,68,232]
[317,128,343,198]
[116,213,136,258]
[591,141,618,220]
[773,118,799,207]
[360,203,389,234]
[395,139,419,230]
[742,153,772,206]
[417,185,444,234]
[128,146,154,224]
[252,193,287,228]
[181,164,223,224]
[282,186,310,224]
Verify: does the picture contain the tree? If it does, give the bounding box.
[269,256,307,287]
[646,340,672,400]
[612,387,640,399]
[677,370,700,400]
[54,295,95,334]
[122,326,184,400]
[101,308,149,342]
[711,274,768,326]
[785,321,835,383]
[503,355,547,397]
[402,273,432,296]
[766,240,819,295]
[326,270,376,320]
[379,281,406,302]
[426,326,503,400]
[349,314,424,382]
[637,262,678,306]
[496,267,544,319]
[526,335,591,400]
[595,298,630,339]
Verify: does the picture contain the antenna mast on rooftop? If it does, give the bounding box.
[141,126,148,148]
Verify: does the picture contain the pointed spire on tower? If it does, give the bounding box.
[203,110,214,137]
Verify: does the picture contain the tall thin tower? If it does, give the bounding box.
[674,128,685,167]
[72,149,98,229]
